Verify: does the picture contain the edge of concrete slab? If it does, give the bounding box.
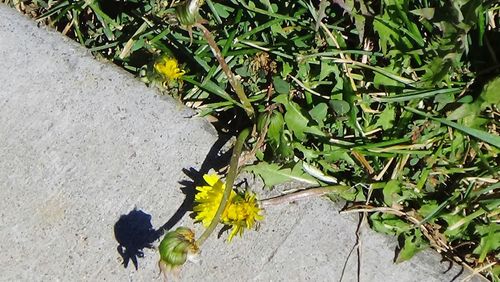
[0,5,485,282]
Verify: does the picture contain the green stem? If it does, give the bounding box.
[195,23,255,119]
[195,128,250,246]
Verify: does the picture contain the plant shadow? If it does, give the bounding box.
[114,208,159,270]
[113,135,232,270]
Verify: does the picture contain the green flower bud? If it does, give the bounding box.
[158,227,199,274]
[175,0,203,26]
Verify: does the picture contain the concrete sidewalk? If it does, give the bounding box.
[0,5,478,281]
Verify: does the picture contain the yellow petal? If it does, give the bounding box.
[203,174,222,187]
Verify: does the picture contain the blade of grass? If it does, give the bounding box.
[405,107,500,148]
[182,76,240,106]
[470,182,500,198]
[373,88,462,103]
[235,0,296,21]
[119,21,149,59]
[72,9,85,44]
[418,196,455,226]
[332,58,416,86]
[36,0,71,21]
[374,16,424,47]
[236,18,283,41]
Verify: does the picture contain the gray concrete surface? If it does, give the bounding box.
[0,5,479,282]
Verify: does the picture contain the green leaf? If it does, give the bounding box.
[418,202,439,219]
[281,61,293,77]
[410,8,435,20]
[353,13,366,43]
[267,111,293,159]
[270,23,286,37]
[293,142,320,160]
[267,111,284,151]
[374,70,404,88]
[131,38,145,52]
[383,180,401,207]
[297,60,311,81]
[420,57,451,87]
[418,199,453,225]
[374,106,396,130]
[458,95,473,103]
[473,224,500,263]
[396,230,428,263]
[342,78,365,134]
[447,103,481,120]
[245,161,318,187]
[319,60,337,80]
[337,186,366,202]
[273,76,290,94]
[212,3,232,18]
[370,213,411,235]
[329,99,350,115]
[480,77,500,107]
[442,213,469,239]
[491,265,500,281]
[235,65,251,77]
[373,16,395,55]
[434,93,455,110]
[284,100,309,141]
[277,138,294,159]
[309,103,328,127]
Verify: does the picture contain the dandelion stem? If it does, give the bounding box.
[196,128,250,246]
[195,23,255,119]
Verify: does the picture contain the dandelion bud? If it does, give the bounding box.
[175,0,204,26]
[158,227,199,275]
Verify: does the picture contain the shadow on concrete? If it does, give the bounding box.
[114,209,159,270]
[113,135,232,270]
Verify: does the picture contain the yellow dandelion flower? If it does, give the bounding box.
[221,190,264,242]
[193,174,264,242]
[154,56,185,81]
[193,174,236,227]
